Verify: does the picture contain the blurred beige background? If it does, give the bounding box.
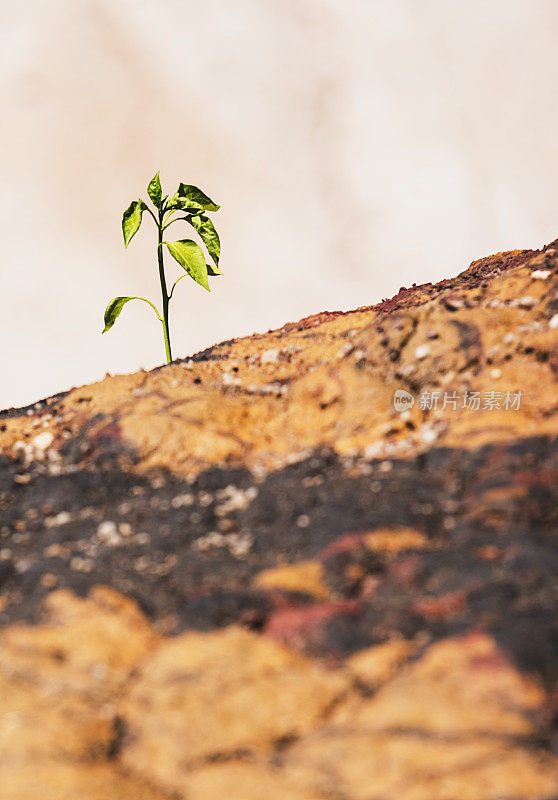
[1,0,557,409]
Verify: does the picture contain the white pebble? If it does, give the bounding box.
[420,425,438,445]
[32,431,54,452]
[222,372,241,387]
[518,296,537,308]
[45,511,72,528]
[97,520,120,546]
[171,492,194,509]
[364,441,383,460]
[98,520,117,536]
[228,533,253,558]
[70,557,93,573]
[337,343,354,359]
[118,523,132,537]
[415,344,431,360]
[531,269,551,280]
[261,348,280,365]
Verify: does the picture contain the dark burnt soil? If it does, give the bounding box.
[0,391,68,422]
[0,432,556,692]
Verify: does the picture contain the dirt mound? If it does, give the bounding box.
[0,243,557,798]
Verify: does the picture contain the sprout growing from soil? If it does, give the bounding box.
[102,172,222,364]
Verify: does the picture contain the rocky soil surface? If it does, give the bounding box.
[0,243,557,799]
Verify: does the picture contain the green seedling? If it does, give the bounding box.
[102,172,222,364]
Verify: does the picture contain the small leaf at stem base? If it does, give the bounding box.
[102,296,161,333]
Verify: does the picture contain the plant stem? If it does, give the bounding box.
[157,216,172,364]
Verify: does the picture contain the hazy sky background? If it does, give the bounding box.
[2,0,557,408]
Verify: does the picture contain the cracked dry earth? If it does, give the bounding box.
[0,244,557,799]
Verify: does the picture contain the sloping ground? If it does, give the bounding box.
[0,244,557,799]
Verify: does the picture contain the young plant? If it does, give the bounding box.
[102,172,222,364]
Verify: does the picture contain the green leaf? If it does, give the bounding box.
[147,171,162,208]
[165,239,210,291]
[122,200,146,248]
[166,199,199,214]
[102,296,161,333]
[206,263,222,276]
[187,214,221,266]
[168,183,220,213]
